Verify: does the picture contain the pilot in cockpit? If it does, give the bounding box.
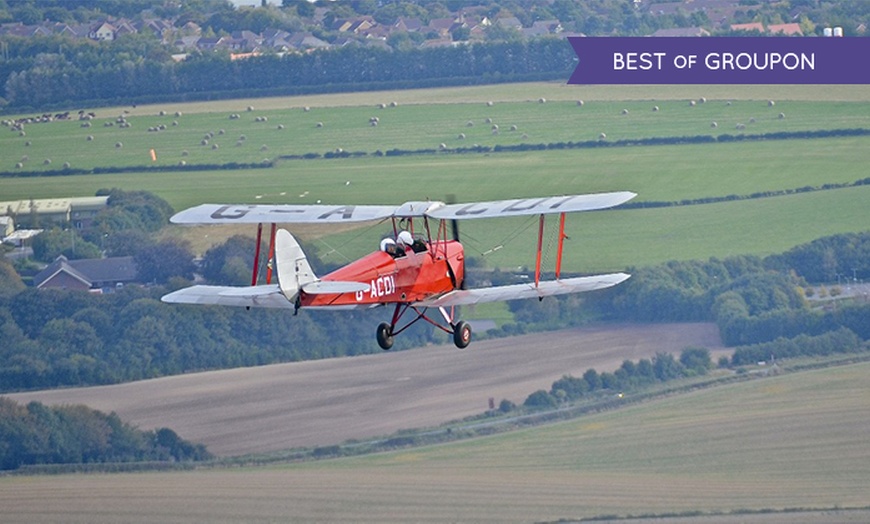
[397,230,426,254]
[380,237,404,258]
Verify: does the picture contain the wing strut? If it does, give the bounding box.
[534,214,545,287]
[251,222,264,286]
[555,212,567,280]
[265,223,277,284]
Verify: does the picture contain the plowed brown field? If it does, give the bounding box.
[9,323,724,456]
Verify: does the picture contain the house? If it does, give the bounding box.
[651,27,711,37]
[731,22,765,33]
[90,21,116,41]
[768,23,803,36]
[33,255,139,292]
[0,216,13,238]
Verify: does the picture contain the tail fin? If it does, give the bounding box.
[275,228,318,301]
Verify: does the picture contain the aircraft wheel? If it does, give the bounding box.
[376,322,394,351]
[453,321,472,349]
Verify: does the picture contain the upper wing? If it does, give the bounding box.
[415,273,630,307]
[426,192,636,220]
[170,192,635,225]
[171,203,396,225]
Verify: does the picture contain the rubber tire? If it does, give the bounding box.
[453,320,472,349]
[376,322,394,350]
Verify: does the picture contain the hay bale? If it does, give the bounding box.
[277,124,285,130]
[521,133,528,140]
[491,129,499,135]
[20,155,28,162]
[211,143,219,150]
[247,106,254,111]
[652,105,659,112]
[236,141,243,147]
[510,124,518,131]
[315,122,323,128]
[218,129,225,135]
[576,100,584,106]
[303,106,310,112]
[260,145,269,151]
[538,97,546,103]
[15,162,23,169]
[179,160,186,166]
[439,143,447,150]
[458,133,465,139]
[726,101,732,106]
[778,112,785,119]
[201,139,209,146]
[621,108,629,115]
[115,141,123,148]
[491,124,499,131]
[711,121,718,128]
[86,135,94,141]
[768,100,776,107]
[80,122,91,128]
[599,132,607,140]
[466,121,474,127]
[159,110,166,116]
[736,123,746,130]
[43,158,51,165]
[749,117,756,124]
[370,120,378,127]
[172,121,178,126]
[486,101,493,107]
[181,150,189,156]
[699,97,707,104]
[689,100,696,106]
[239,134,246,140]
[378,103,386,109]
[63,162,71,169]
[175,111,182,117]
[390,101,398,107]
[25,140,31,146]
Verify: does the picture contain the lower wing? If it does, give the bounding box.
[415,273,630,307]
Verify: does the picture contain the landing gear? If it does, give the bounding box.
[376,322,394,350]
[453,320,472,349]
[377,304,472,350]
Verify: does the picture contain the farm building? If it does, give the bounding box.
[33,255,139,292]
[0,196,108,230]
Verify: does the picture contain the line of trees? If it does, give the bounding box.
[0,397,210,471]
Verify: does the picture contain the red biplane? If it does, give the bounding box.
[161,191,635,349]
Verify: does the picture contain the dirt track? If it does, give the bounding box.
[9,323,723,456]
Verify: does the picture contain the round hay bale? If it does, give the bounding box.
[699,97,707,104]
[390,101,398,107]
[711,121,718,128]
[15,162,23,169]
[239,134,246,140]
[599,132,607,140]
[236,141,243,147]
[247,106,254,112]
[466,121,474,127]
[439,143,447,150]
[491,129,499,135]
[652,105,659,112]
[315,122,323,128]
[576,100,584,106]
[749,117,756,124]
[277,124,285,130]
[689,100,696,107]
[486,101,494,107]
[86,135,94,141]
[768,100,776,107]
[736,123,746,130]
[458,133,465,139]
[172,121,178,126]
[303,106,310,112]
[260,145,269,151]
[370,120,378,127]
[115,141,123,148]
[491,124,499,131]
[25,140,31,146]
[538,97,546,103]
[181,150,189,156]
[159,110,166,116]
[218,129,225,135]
[201,139,209,146]
[778,112,785,119]
[63,162,71,169]
[148,127,156,132]
[521,133,528,140]
[19,130,25,136]
[175,111,182,117]
[378,103,386,109]
[621,108,629,115]
[179,160,187,166]
[20,155,28,162]
[261,116,268,122]
[510,124,518,131]
[211,143,219,150]
[43,158,51,165]
[81,122,91,128]
[726,101,732,106]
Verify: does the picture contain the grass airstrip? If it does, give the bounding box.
[1,83,869,522]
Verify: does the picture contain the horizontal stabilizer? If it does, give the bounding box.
[416,273,630,307]
[302,280,370,295]
[161,284,294,309]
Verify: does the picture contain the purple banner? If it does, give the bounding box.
[568,37,870,84]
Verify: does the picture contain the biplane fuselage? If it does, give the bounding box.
[304,241,464,308]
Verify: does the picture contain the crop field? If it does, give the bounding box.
[4,359,870,523]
